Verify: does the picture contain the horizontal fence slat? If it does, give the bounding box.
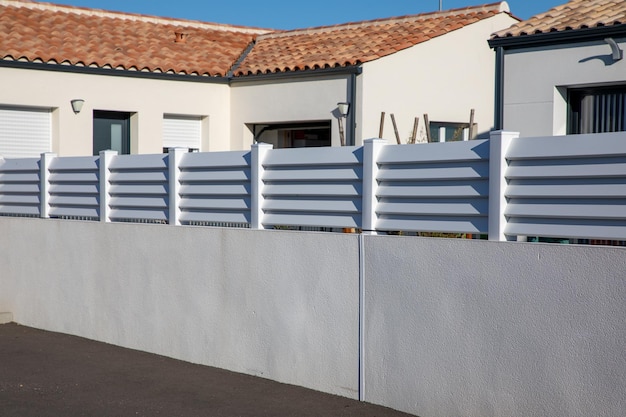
[109,184,168,196]
[0,206,40,215]
[50,207,100,218]
[179,170,250,182]
[180,197,250,211]
[506,183,626,198]
[0,158,40,172]
[179,151,250,169]
[109,171,168,183]
[109,154,168,170]
[505,218,626,240]
[378,140,489,164]
[378,199,488,216]
[376,216,487,234]
[109,209,168,221]
[263,167,362,182]
[0,184,40,193]
[378,162,489,181]
[263,183,361,197]
[0,195,40,204]
[49,156,99,171]
[378,181,488,198]
[50,195,99,207]
[263,213,359,228]
[109,196,168,209]
[263,146,361,167]
[506,132,626,160]
[179,184,250,196]
[179,211,251,224]
[506,200,626,220]
[263,198,361,213]
[49,172,99,183]
[0,172,41,183]
[506,158,626,179]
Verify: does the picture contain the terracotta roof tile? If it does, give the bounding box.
[233,2,511,76]
[0,0,270,77]
[493,0,626,38]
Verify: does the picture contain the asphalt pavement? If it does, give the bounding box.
[0,323,416,417]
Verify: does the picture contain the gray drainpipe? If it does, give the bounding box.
[348,68,362,146]
[494,46,505,130]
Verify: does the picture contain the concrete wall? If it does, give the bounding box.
[361,13,517,143]
[0,67,231,155]
[1,216,625,416]
[502,37,626,137]
[0,218,360,399]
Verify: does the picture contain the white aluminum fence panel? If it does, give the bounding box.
[108,154,169,223]
[0,157,41,216]
[178,151,251,226]
[375,140,490,234]
[262,146,362,228]
[48,156,100,219]
[504,133,626,240]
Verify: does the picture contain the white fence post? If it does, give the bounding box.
[251,143,273,230]
[362,138,387,234]
[40,152,56,219]
[99,150,117,223]
[168,147,186,226]
[488,131,519,241]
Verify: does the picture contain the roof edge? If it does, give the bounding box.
[258,1,510,40]
[489,23,626,49]
[0,0,272,34]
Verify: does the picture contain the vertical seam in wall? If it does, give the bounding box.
[358,233,365,402]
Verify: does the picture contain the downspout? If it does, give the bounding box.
[348,67,362,146]
[494,46,505,130]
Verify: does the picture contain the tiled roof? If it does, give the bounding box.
[493,0,626,38]
[233,2,511,76]
[0,0,270,77]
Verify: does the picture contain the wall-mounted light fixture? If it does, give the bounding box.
[337,102,351,146]
[605,38,623,61]
[337,102,350,118]
[71,99,85,114]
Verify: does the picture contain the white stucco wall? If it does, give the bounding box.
[502,38,626,137]
[2,217,625,416]
[229,75,351,149]
[364,235,626,417]
[0,67,231,155]
[0,218,360,399]
[360,13,517,143]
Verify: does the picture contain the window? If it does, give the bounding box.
[163,115,202,153]
[93,111,130,155]
[0,106,51,158]
[568,86,626,134]
[428,121,471,143]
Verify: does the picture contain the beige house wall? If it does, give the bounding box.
[360,13,517,143]
[0,66,231,155]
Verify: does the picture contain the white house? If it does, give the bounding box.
[489,0,626,137]
[0,0,517,157]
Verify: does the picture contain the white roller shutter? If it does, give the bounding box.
[0,106,52,158]
[163,115,202,151]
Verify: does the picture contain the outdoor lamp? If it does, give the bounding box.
[71,99,85,114]
[337,102,350,118]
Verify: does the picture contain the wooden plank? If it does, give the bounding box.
[379,112,385,138]
[424,114,432,143]
[410,117,419,144]
[390,113,401,144]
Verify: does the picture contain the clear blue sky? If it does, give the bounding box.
[48,0,565,29]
